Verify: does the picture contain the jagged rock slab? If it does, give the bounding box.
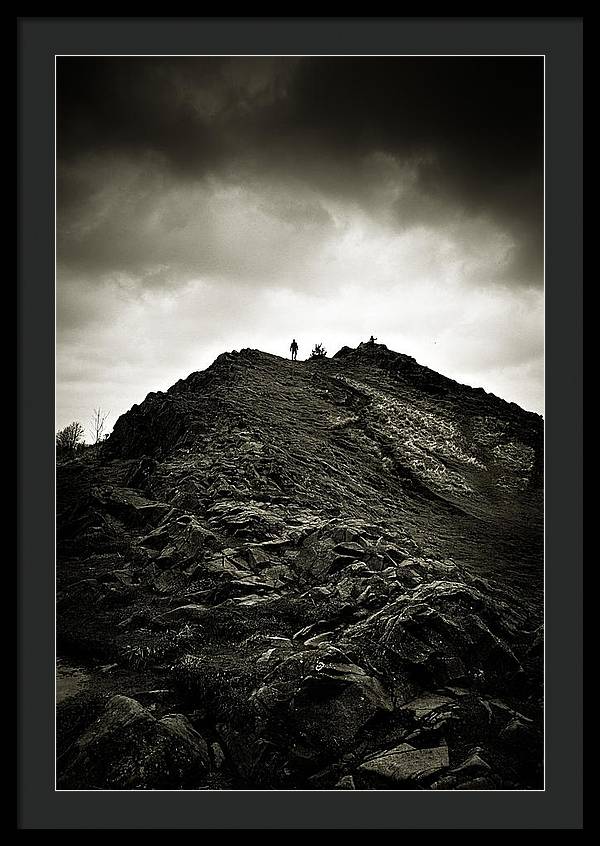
[357,742,449,787]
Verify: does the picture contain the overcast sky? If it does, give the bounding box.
[57,56,544,438]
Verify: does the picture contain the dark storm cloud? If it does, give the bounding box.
[57,57,294,176]
[56,56,545,431]
[281,58,543,281]
[58,57,542,179]
[285,58,542,180]
[57,56,543,286]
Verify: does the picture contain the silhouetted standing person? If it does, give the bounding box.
[369,335,377,344]
[290,339,299,361]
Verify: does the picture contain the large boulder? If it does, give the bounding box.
[58,695,210,790]
[344,575,523,690]
[356,742,449,788]
[232,645,393,780]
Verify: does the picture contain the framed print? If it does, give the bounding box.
[18,17,582,830]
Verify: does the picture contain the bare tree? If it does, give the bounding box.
[90,408,110,444]
[56,421,85,455]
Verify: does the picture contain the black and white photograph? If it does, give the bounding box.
[55,54,545,792]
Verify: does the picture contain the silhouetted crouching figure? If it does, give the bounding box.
[369,335,377,344]
[290,339,299,361]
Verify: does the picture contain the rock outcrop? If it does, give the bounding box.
[56,344,543,790]
[58,695,210,790]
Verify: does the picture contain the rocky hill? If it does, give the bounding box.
[56,343,543,790]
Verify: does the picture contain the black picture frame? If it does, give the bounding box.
[18,17,583,829]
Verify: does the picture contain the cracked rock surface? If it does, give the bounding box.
[57,343,543,790]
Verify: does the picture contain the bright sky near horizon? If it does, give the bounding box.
[57,56,544,439]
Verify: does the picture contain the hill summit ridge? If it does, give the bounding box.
[56,341,543,790]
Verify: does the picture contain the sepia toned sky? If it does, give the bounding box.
[57,56,544,437]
